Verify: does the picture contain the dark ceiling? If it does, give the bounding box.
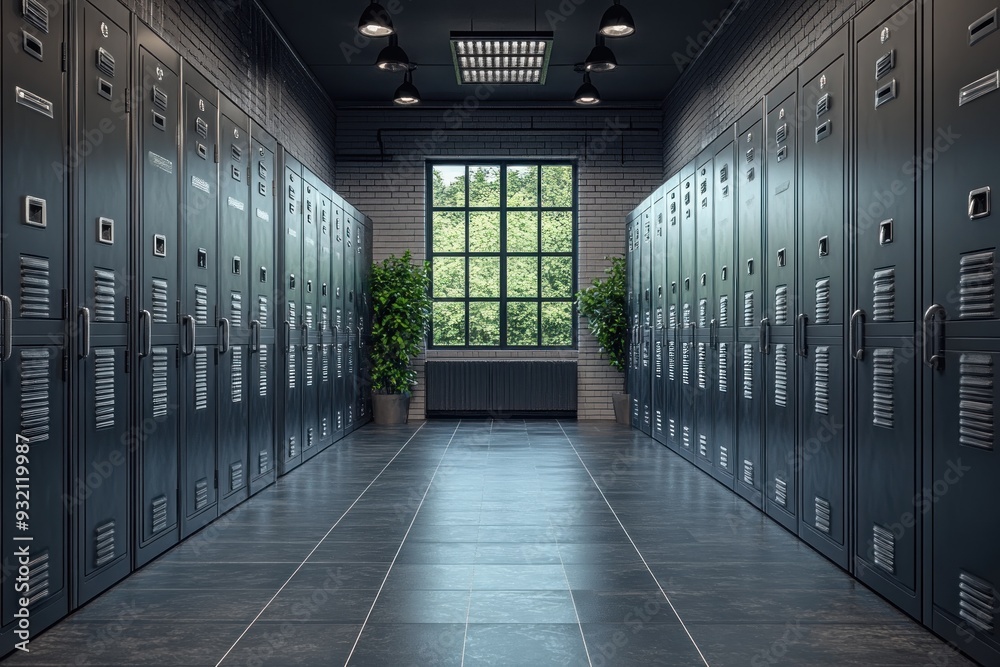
[258,0,735,107]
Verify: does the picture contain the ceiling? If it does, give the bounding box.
[259,0,735,107]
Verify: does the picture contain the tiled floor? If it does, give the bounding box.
[7,420,976,666]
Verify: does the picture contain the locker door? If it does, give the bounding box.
[664,184,682,452]
[299,172,319,455]
[248,124,276,494]
[639,203,653,435]
[217,99,250,515]
[279,152,304,472]
[652,189,667,444]
[344,208,357,430]
[353,215,366,428]
[763,74,798,533]
[332,196,347,438]
[798,30,850,570]
[928,2,1000,660]
[713,132,737,485]
[360,216,374,424]
[627,215,641,429]
[315,186,334,450]
[134,31,181,567]
[853,0,922,618]
[72,0,132,605]
[695,151,716,477]
[679,166,697,463]
[735,105,765,508]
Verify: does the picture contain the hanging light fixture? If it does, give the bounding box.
[376,34,410,71]
[358,0,394,37]
[584,35,617,72]
[394,70,421,105]
[599,0,635,38]
[574,72,601,105]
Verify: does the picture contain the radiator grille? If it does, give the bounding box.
[959,353,994,450]
[873,268,896,322]
[743,344,754,400]
[873,524,895,574]
[94,349,116,430]
[718,344,729,393]
[959,572,997,634]
[94,269,117,322]
[20,255,50,318]
[959,250,996,319]
[815,278,831,324]
[425,361,578,414]
[152,347,169,418]
[743,291,754,327]
[95,520,116,568]
[21,349,51,443]
[872,348,895,428]
[814,346,830,415]
[774,286,788,325]
[815,497,832,534]
[152,278,169,323]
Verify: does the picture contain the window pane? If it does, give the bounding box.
[507,211,538,253]
[469,302,500,346]
[506,165,538,207]
[469,257,500,298]
[541,211,573,253]
[469,211,500,253]
[433,211,466,253]
[541,302,573,346]
[507,257,538,298]
[542,165,573,207]
[433,257,465,298]
[506,302,538,346]
[468,165,501,207]
[433,302,466,346]
[541,256,573,298]
[433,165,466,208]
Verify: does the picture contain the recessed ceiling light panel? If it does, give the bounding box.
[450,31,554,85]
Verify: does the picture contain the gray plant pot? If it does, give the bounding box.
[373,393,410,424]
[613,393,630,425]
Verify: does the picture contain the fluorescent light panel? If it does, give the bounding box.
[450,31,553,85]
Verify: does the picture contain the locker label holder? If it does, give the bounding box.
[960,71,1000,106]
[875,80,897,109]
[15,86,53,118]
[969,9,998,46]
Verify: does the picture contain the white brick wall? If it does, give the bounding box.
[335,107,662,420]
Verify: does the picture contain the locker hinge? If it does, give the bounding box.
[214,144,220,164]
[61,42,67,72]
[125,89,131,114]
[62,350,68,381]
[125,348,130,374]
[62,289,69,320]
[125,296,131,322]
[214,471,218,488]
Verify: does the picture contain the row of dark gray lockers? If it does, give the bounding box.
[627,0,999,663]
[0,0,372,654]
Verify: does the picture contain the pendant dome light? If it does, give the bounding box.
[393,70,421,105]
[599,0,636,38]
[584,35,617,72]
[574,72,601,105]
[376,34,410,72]
[358,0,394,37]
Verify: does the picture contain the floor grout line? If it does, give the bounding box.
[343,420,463,667]
[213,422,428,667]
[556,421,712,667]
[460,417,491,667]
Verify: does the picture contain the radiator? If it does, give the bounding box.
[425,361,578,417]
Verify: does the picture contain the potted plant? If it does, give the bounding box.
[577,256,629,424]
[369,251,431,424]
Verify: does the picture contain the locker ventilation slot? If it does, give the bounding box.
[287,347,297,389]
[336,343,344,379]
[743,344,754,400]
[720,165,729,183]
[774,345,788,408]
[698,434,708,458]
[872,268,896,322]
[669,305,677,329]
[230,462,243,492]
[94,269,117,321]
[288,437,297,459]
[720,296,729,327]
[654,340,663,380]
[746,148,755,163]
[22,0,48,33]
[872,349,895,428]
[668,341,676,382]
[816,93,830,118]
[774,286,788,325]
[814,498,831,535]
[743,292,754,327]
[230,292,243,328]
[958,572,997,633]
[682,426,691,450]
[698,343,708,390]
[775,123,787,145]
[97,48,115,77]
[258,451,269,475]
[231,347,244,403]
[743,460,754,486]
[152,86,168,110]
[258,296,269,328]
[258,345,269,397]
[95,521,116,568]
[970,9,998,45]
[305,345,315,387]
[873,524,895,574]
[699,299,708,328]
[147,497,169,538]
[25,551,50,606]
[814,347,830,416]
[195,478,209,511]
[20,256,50,318]
[875,50,895,80]
[94,349,116,430]
[959,353,994,450]
[152,348,169,418]
[718,344,729,393]
[20,349,51,442]
[196,118,208,139]
[668,418,676,439]
[815,278,831,324]
[152,279,169,323]
[682,343,692,386]
[305,304,314,329]
[655,409,662,434]
[720,446,729,469]
[959,250,995,319]
[194,348,208,410]
[816,121,832,143]
[322,345,330,382]
[195,286,209,325]
[682,303,692,328]
[774,478,787,507]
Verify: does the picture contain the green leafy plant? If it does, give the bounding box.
[370,251,432,394]
[576,256,627,373]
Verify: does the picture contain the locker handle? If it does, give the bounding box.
[710,318,718,350]
[219,318,231,354]
[139,310,152,359]
[79,307,91,359]
[797,313,808,358]
[850,309,865,361]
[250,320,260,354]
[759,317,770,355]
[302,322,309,349]
[923,304,946,369]
[182,315,196,356]
[1,296,11,363]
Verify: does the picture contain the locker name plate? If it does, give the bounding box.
[148,151,174,174]
[227,197,245,211]
[959,70,999,107]
[15,86,53,118]
[191,176,211,194]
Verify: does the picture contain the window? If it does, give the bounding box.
[428,161,577,348]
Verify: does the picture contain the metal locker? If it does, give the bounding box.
[652,187,668,445]
[179,66,219,538]
[248,123,276,495]
[359,215,374,425]
[664,182,682,453]
[712,130,737,486]
[299,169,320,457]
[314,182,335,451]
[344,204,357,431]
[797,28,851,570]
[763,73,799,534]
[852,0,923,618]
[679,163,698,463]
[735,103,765,508]
[71,0,132,605]
[217,96,250,515]
[694,147,716,477]
[353,214,367,428]
[639,201,653,435]
[627,213,641,429]
[279,150,304,473]
[133,26,181,567]
[927,1,1000,660]
[332,193,347,438]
